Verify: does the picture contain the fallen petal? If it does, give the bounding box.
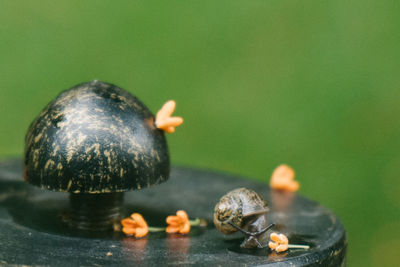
[287,181,300,191]
[276,244,289,252]
[279,234,289,244]
[121,218,136,228]
[135,227,149,238]
[166,216,181,225]
[176,210,189,221]
[270,232,281,242]
[131,213,148,228]
[180,222,191,234]
[156,100,176,121]
[122,227,137,236]
[165,126,176,133]
[157,117,183,128]
[268,241,278,249]
[166,225,180,233]
[270,164,299,192]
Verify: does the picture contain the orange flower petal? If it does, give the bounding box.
[268,241,278,249]
[168,117,184,126]
[156,117,183,128]
[176,210,189,221]
[165,126,176,133]
[166,216,181,225]
[121,218,136,228]
[270,164,299,192]
[156,100,176,120]
[121,213,149,238]
[135,227,149,238]
[166,210,191,234]
[276,244,289,252]
[157,120,183,132]
[166,225,180,233]
[279,234,288,244]
[287,181,300,191]
[270,233,281,242]
[155,100,183,133]
[131,213,148,228]
[269,232,289,252]
[180,222,191,234]
[122,227,137,235]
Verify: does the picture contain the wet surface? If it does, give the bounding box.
[0,159,346,266]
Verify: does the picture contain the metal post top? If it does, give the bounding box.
[0,159,346,266]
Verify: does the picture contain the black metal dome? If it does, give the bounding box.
[24,80,169,193]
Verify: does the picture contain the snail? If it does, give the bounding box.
[24,80,182,231]
[214,188,275,249]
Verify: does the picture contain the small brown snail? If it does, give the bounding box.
[214,187,275,249]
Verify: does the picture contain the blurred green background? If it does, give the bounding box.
[0,1,399,266]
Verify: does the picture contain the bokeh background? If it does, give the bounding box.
[0,1,399,266]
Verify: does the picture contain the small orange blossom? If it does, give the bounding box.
[270,164,299,192]
[121,213,149,238]
[155,100,183,133]
[269,232,289,252]
[166,210,191,234]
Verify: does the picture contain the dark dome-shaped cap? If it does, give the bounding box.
[24,80,169,193]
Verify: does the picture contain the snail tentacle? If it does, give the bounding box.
[252,223,276,236]
[228,221,275,237]
[227,221,253,235]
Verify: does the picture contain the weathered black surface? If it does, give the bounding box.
[67,192,124,231]
[24,80,169,193]
[0,159,346,266]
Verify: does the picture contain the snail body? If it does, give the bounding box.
[214,188,274,248]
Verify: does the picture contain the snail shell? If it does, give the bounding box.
[213,187,269,234]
